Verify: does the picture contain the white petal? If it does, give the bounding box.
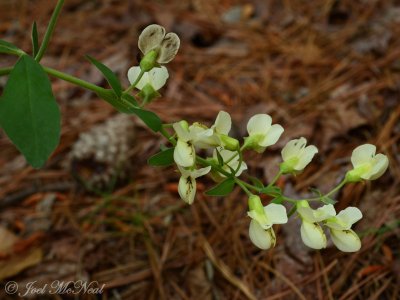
[281,138,303,161]
[158,32,180,63]
[264,203,288,225]
[214,111,231,135]
[351,144,376,168]
[249,220,276,250]
[147,66,169,90]
[294,145,318,170]
[178,176,196,204]
[235,161,248,176]
[192,166,211,178]
[298,204,336,223]
[330,229,361,252]
[247,114,272,136]
[173,122,190,141]
[301,221,327,249]
[177,165,190,177]
[367,153,389,180]
[259,124,284,147]
[174,139,195,167]
[138,24,165,55]
[336,207,363,227]
[127,66,150,90]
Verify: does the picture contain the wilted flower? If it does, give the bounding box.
[297,201,336,249]
[127,66,169,91]
[280,137,318,174]
[244,114,284,153]
[346,144,389,182]
[138,24,180,71]
[247,195,287,249]
[324,207,363,252]
[178,166,211,204]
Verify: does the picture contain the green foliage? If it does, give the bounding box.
[260,185,282,197]
[206,177,236,196]
[31,22,39,57]
[310,188,337,205]
[148,148,174,166]
[0,39,24,56]
[0,55,60,168]
[131,108,162,132]
[248,176,265,189]
[86,55,122,96]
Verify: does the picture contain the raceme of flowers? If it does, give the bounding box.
[131,24,389,253]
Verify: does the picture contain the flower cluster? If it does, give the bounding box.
[132,24,389,254]
[170,109,389,252]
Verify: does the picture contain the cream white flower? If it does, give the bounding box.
[127,66,169,91]
[178,166,211,204]
[173,121,213,167]
[244,114,284,153]
[138,24,180,68]
[280,137,318,174]
[346,144,389,182]
[247,195,287,250]
[297,201,336,249]
[324,207,362,252]
[212,147,247,177]
[247,195,288,229]
[249,220,276,250]
[192,111,239,150]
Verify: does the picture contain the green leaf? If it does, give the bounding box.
[97,90,161,132]
[321,196,337,205]
[148,148,174,166]
[215,148,224,166]
[86,55,122,96]
[121,93,139,107]
[0,39,24,56]
[31,22,39,57]
[206,177,236,196]
[271,196,284,204]
[260,185,282,197]
[0,55,60,168]
[97,89,134,113]
[131,108,162,132]
[249,176,264,189]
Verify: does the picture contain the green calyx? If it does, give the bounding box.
[279,157,299,174]
[138,84,160,105]
[140,50,159,72]
[345,164,370,182]
[219,134,239,151]
[248,195,264,214]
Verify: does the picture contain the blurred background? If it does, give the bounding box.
[0,0,399,299]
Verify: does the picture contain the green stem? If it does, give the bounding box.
[35,0,65,62]
[125,69,145,93]
[0,67,13,76]
[44,67,106,94]
[160,125,177,146]
[235,179,253,196]
[0,65,106,94]
[324,179,347,198]
[266,171,283,189]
